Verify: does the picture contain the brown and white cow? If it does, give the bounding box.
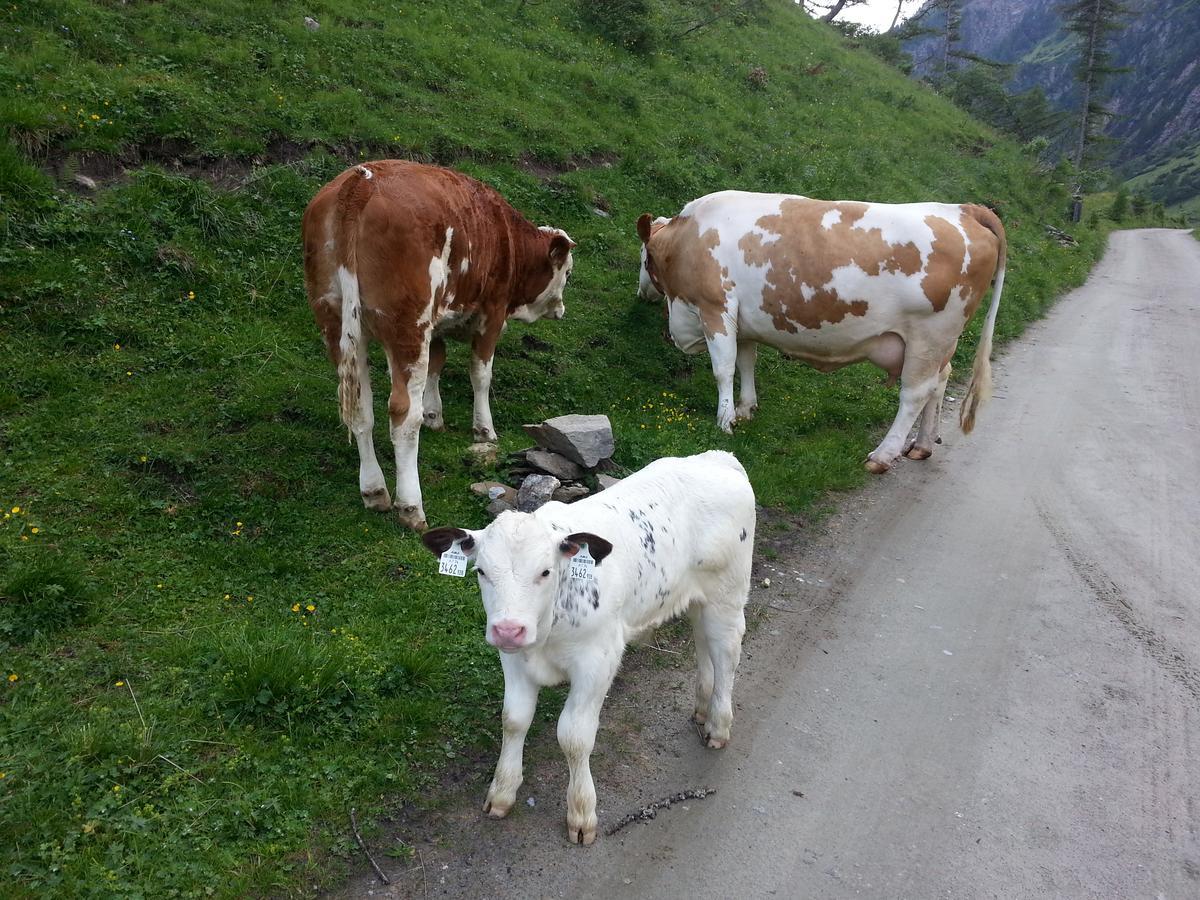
[304,161,576,529]
[637,190,1006,472]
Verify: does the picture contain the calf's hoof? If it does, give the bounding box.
[567,821,597,846]
[483,797,512,818]
[706,736,728,750]
[905,446,933,461]
[864,458,890,475]
[422,413,446,431]
[394,503,428,532]
[734,404,758,423]
[361,487,392,512]
[472,426,498,443]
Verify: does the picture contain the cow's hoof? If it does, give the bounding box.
[706,736,728,750]
[472,427,498,443]
[361,487,392,511]
[734,404,758,422]
[483,797,512,818]
[864,458,890,475]
[422,413,446,431]
[905,446,933,461]
[394,503,428,531]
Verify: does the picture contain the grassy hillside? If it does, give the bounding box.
[1,1,1108,895]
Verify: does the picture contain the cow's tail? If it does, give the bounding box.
[959,205,1007,435]
[335,165,376,438]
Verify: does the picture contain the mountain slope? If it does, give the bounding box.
[904,0,1200,211]
[0,1,1108,895]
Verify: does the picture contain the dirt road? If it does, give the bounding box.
[340,229,1200,898]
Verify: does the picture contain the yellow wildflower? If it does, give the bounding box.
[126,371,132,376]
[115,680,124,687]
[90,114,100,120]
[114,343,121,351]
[139,455,147,462]
[156,582,163,588]
[11,506,19,514]
[30,527,39,534]
[187,291,195,300]
[7,674,17,683]
[305,604,315,612]
[112,785,121,793]
[223,594,231,601]
[291,603,300,612]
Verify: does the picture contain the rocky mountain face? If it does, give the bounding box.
[904,0,1200,209]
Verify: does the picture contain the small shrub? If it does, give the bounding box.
[214,625,357,726]
[580,0,655,53]
[0,554,94,644]
[747,66,769,90]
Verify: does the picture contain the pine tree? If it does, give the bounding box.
[1060,0,1132,208]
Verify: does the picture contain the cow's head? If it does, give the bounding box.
[422,513,613,653]
[511,228,576,323]
[636,214,669,301]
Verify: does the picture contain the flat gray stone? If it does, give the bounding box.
[552,484,591,503]
[471,481,517,505]
[526,449,584,481]
[522,415,614,469]
[516,474,561,512]
[596,474,623,491]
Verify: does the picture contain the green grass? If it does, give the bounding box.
[1,1,1113,895]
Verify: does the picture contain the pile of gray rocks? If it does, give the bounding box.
[470,414,623,517]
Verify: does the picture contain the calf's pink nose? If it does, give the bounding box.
[491,620,527,647]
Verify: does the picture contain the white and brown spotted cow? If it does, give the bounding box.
[304,161,576,529]
[637,190,1006,473]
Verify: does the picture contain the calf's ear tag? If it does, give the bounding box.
[569,546,595,582]
[438,544,468,577]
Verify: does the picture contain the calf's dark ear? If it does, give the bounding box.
[560,532,614,565]
[636,213,653,244]
[422,527,475,556]
[549,233,575,266]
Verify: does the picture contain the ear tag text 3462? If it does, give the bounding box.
[570,546,595,582]
[438,544,468,577]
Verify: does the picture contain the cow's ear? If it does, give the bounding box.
[422,527,477,557]
[549,233,575,266]
[559,532,614,565]
[636,213,654,244]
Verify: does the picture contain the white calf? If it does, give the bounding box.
[422,450,755,845]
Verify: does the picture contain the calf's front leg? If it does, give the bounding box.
[559,657,618,845]
[485,658,539,818]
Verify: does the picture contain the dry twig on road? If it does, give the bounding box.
[349,807,390,886]
[605,788,718,836]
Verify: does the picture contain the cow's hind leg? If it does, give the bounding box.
[866,345,944,474]
[688,603,715,725]
[905,359,952,460]
[422,337,447,431]
[384,340,430,531]
[734,340,759,422]
[328,270,390,510]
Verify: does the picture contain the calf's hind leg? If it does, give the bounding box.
[688,603,716,725]
[695,600,746,749]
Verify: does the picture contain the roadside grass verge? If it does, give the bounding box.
[1,0,1115,894]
